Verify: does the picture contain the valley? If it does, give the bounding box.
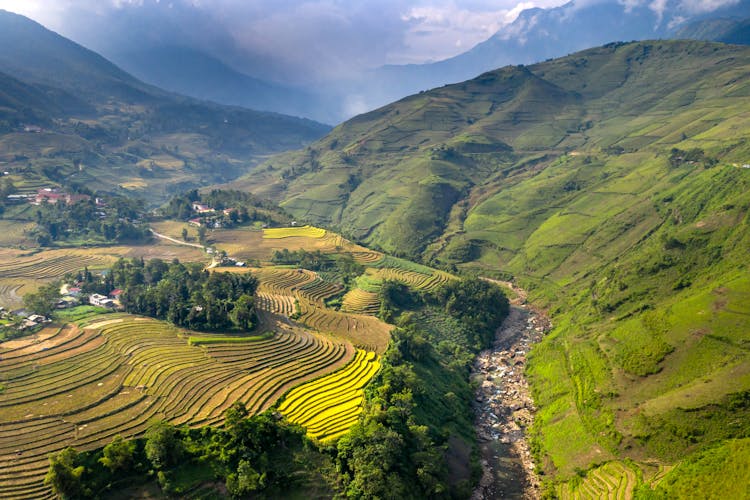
[231,39,750,497]
[0,5,749,496]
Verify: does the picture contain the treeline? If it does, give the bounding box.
[45,406,327,498]
[33,195,150,246]
[163,189,289,227]
[79,258,259,331]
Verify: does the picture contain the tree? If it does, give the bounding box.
[99,434,136,473]
[231,294,255,330]
[24,281,61,317]
[44,447,86,499]
[226,459,263,496]
[144,421,182,470]
[181,227,189,241]
[197,225,207,245]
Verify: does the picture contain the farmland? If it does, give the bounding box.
[278,349,380,442]
[0,220,479,496]
[0,313,354,498]
[0,243,207,309]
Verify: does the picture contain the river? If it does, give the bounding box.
[471,284,550,499]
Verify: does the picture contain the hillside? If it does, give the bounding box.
[234,40,750,492]
[0,10,328,203]
[109,46,331,123]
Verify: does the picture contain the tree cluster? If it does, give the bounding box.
[163,189,288,228]
[668,147,718,168]
[81,258,259,331]
[33,195,149,246]
[428,278,510,349]
[45,407,315,499]
[23,281,62,317]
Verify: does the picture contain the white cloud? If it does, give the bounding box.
[394,0,568,64]
[678,0,740,13]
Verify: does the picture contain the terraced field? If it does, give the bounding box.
[278,349,380,443]
[296,298,390,353]
[366,266,453,292]
[0,314,354,499]
[263,225,327,239]
[255,291,296,316]
[556,461,638,500]
[341,288,380,315]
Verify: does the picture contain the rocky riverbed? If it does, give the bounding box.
[471,287,551,500]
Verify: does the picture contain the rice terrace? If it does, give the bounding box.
[0,221,475,497]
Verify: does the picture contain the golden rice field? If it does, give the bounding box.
[0,220,463,497]
[278,349,380,443]
[0,314,354,499]
[263,225,326,239]
[187,223,367,263]
[296,298,391,353]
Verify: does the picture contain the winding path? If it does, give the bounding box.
[149,229,206,249]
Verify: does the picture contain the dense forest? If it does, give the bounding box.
[46,277,509,498]
[79,258,259,331]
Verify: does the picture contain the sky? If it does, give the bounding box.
[0,0,742,84]
[0,0,571,81]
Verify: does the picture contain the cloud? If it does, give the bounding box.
[0,0,578,78]
[678,0,740,13]
[397,0,570,63]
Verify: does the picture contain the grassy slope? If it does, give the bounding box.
[234,40,750,490]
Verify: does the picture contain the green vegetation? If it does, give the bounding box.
[636,438,750,499]
[85,258,259,331]
[334,278,509,498]
[162,189,291,227]
[230,39,750,493]
[22,280,60,316]
[31,194,150,246]
[43,410,333,499]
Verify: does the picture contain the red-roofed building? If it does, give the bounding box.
[35,189,90,205]
[109,289,123,299]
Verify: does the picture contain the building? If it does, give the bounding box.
[35,188,90,205]
[89,293,116,308]
[192,203,214,213]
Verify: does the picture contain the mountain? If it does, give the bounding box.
[337,0,750,120]
[0,10,329,203]
[233,40,750,491]
[676,17,750,45]
[109,46,334,123]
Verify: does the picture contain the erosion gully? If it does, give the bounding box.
[471,282,550,500]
